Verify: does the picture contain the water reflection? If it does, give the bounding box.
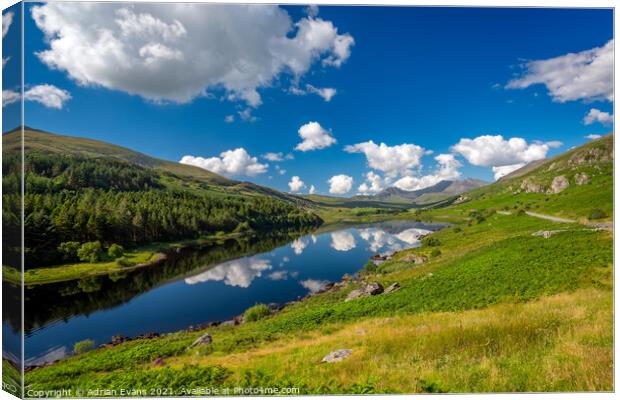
[300,279,330,294]
[330,231,357,251]
[290,238,308,255]
[185,257,271,287]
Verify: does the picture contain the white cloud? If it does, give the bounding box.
[357,171,385,195]
[545,140,563,149]
[299,278,329,294]
[309,184,316,194]
[224,115,235,123]
[3,11,13,39]
[185,257,271,288]
[180,148,268,177]
[267,270,288,281]
[585,134,603,140]
[295,121,336,151]
[305,5,319,17]
[31,4,354,106]
[328,174,353,194]
[451,135,552,168]
[238,108,257,122]
[492,163,525,180]
[290,238,307,255]
[506,40,613,103]
[263,152,293,162]
[395,228,432,245]
[2,90,19,107]
[24,84,72,109]
[393,153,462,191]
[288,176,305,192]
[306,84,337,101]
[344,140,429,178]
[583,108,613,126]
[330,231,356,251]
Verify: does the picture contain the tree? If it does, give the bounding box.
[58,241,80,261]
[107,243,124,259]
[77,241,102,263]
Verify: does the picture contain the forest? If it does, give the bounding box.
[2,152,323,269]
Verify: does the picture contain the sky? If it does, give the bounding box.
[2,3,614,196]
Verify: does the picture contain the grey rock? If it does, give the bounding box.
[549,176,569,194]
[321,349,352,363]
[189,333,212,348]
[520,179,545,193]
[401,253,428,264]
[345,282,384,302]
[574,172,590,185]
[532,230,565,239]
[384,282,401,294]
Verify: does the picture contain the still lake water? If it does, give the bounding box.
[17,220,443,365]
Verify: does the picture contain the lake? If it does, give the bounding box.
[16,220,444,366]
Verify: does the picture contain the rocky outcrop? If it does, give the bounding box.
[574,173,590,185]
[321,349,352,363]
[188,333,212,348]
[520,179,545,193]
[401,253,428,264]
[384,282,400,293]
[568,147,611,166]
[454,195,470,204]
[549,176,569,194]
[345,282,384,302]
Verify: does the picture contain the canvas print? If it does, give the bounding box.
[2,2,614,397]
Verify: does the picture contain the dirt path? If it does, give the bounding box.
[524,211,576,223]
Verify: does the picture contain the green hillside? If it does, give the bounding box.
[25,135,613,393]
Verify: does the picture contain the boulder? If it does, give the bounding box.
[321,349,352,363]
[384,282,400,294]
[401,253,428,264]
[520,179,545,193]
[189,333,212,348]
[532,230,564,239]
[111,335,130,345]
[574,172,590,185]
[345,282,384,302]
[549,176,569,194]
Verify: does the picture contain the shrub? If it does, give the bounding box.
[77,241,102,263]
[423,237,441,247]
[57,241,80,261]
[362,260,378,274]
[431,248,442,258]
[107,244,124,259]
[517,209,526,216]
[244,304,271,322]
[589,208,607,220]
[452,227,462,233]
[116,256,132,267]
[73,339,95,354]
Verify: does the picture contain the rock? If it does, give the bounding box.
[345,282,384,302]
[532,230,564,239]
[321,349,352,363]
[549,176,569,194]
[111,335,130,345]
[384,282,400,293]
[401,253,428,264]
[574,172,590,185]
[454,195,469,204]
[136,332,160,340]
[520,179,545,193]
[152,356,166,366]
[189,333,212,348]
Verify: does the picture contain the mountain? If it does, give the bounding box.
[370,179,488,205]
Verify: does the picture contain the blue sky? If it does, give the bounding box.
[3,4,614,196]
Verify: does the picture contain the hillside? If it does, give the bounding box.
[25,135,613,393]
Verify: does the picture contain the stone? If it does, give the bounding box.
[532,230,564,239]
[520,179,545,193]
[189,333,212,348]
[401,253,428,264]
[345,282,384,302]
[152,356,165,366]
[384,282,401,294]
[321,349,352,363]
[574,172,590,185]
[549,175,569,194]
[111,335,129,345]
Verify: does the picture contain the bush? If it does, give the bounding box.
[423,237,441,247]
[107,243,124,259]
[431,249,442,258]
[73,339,95,354]
[362,260,378,274]
[452,227,462,233]
[517,209,526,216]
[116,256,132,267]
[57,241,80,261]
[244,304,271,322]
[77,241,102,263]
[589,208,607,220]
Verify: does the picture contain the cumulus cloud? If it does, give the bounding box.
[583,108,613,126]
[31,3,354,106]
[452,135,552,168]
[344,140,429,178]
[585,134,603,140]
[306,84,337,101]
[506,40,613,102]
[2,90,19,107]
[24,84,72,109]
[393,153,462,191]
[328,174,353,194]
[184,257,271,287]
[262,152,293,162]
[180,148,268,177]
[309,184,316,194]
[3,11,13,39]
[357,171,386,195]
[330,231,356,251]
[295,121,336,151]
[238,108,257,122]
[491,163,526,180]
[288,176,305,192]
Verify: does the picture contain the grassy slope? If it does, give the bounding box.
[22,135,614,393]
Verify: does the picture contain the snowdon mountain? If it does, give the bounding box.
[361,178,488,205]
